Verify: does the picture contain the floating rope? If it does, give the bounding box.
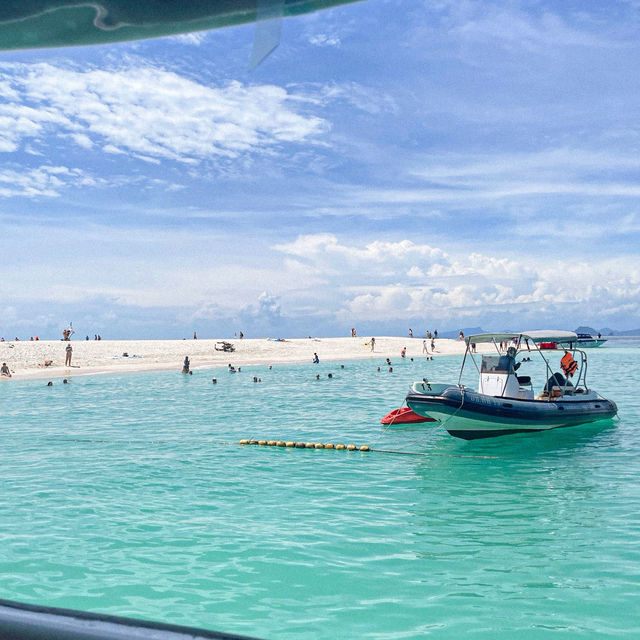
[238,439,499,459]
[239,439,369,451]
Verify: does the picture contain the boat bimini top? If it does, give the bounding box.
[461,330,588,401]
[465,330,578,345]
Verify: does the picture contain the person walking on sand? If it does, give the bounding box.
[370,337,375,352]
[422,340,428,354]
[65,343,72,366]
[313,352,319,364]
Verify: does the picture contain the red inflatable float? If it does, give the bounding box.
[381,407,436,425]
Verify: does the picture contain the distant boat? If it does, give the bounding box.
[406,331,617,440]
[560,333,607,348]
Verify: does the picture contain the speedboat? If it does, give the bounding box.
[406,331,617,440]
[560,333,607,348]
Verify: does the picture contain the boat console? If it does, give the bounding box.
[478,350,533,400]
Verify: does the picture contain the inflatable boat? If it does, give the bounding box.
[406,331,617,440]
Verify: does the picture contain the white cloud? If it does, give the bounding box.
[69,133,93,149]
[0,102,72,152]
[290,81,397,116]
[275,234,447,270]
[448,5,619,53]
[0,165,95,197]
[275,233,640,325]
[0,63,329,165]
[308,33,341,47]
[170,32,209,45]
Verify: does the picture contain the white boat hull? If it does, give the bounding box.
[406,384,617,440]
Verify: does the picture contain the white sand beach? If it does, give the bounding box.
[0,336,484,380]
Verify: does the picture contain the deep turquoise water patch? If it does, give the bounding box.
[1,345,639,639]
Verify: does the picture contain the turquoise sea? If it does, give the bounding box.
[1,341,639,639]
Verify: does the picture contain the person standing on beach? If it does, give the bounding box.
[182,356,190,373]
[65,343,72,366]
[370,337,375,352]
[313,353,319,363]
[422,340,428,354]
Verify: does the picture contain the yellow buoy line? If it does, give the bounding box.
[239,439,370,451]
[237,439,499,459]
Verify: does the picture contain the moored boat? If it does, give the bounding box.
[406,331,617,440]
[560,333,607,348]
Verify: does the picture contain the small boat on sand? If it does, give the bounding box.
[406,331,617,440]
[381,407,437,425]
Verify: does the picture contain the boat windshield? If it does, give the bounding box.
[481,354,515,374]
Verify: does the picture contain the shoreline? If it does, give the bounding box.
[0,337,472,381]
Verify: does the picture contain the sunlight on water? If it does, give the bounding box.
[0,345,639,638]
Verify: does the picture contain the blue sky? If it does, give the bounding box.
[0,0,639,339]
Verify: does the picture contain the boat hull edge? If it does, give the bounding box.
[406,389,617,439]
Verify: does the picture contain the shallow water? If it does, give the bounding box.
[1,345,639,639]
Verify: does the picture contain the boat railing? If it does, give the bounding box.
[411,381,457,395]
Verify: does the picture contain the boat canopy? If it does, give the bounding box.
[466,330,578,345]
[520,330,578,343]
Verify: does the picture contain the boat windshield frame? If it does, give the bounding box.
[458,333,589,398]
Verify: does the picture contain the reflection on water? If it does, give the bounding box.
[0,348,638,639]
